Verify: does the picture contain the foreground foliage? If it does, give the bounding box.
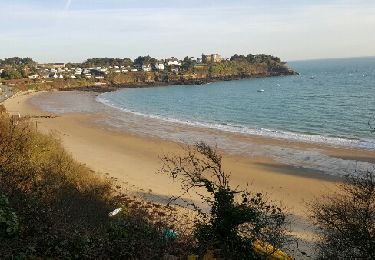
[310,171,375,259]
[0,114,191,258]
[159,142,291,259]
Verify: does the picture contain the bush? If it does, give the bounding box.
[310,171,375,259]
[0,114,192,258]
[159,142,291,259]
[0,194,19,238]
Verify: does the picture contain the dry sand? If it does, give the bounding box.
[4,91,375,256]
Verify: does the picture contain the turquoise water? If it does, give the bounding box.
[98,57,375,149]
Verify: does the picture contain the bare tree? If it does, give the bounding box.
[310,171,375,259]
[159,142,290,259]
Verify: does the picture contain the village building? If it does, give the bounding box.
[28,74,39,79]
[142,64,152,72]
[202,53,222,63]
[166,57,181,66]
[155,63,165,70]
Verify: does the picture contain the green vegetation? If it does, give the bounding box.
[0,68,22,80]
[133,55,157,66]
[310,172,375,258]
[0,113,191,258]
[0,57,36,67]
[0,57,37,80]
[83,58,133,68]
[159,142,291,259]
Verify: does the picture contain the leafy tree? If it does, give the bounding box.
[1,68,22,80]
[133,55,157,66]
[230,54,247,62]
[0,57,36,67]
[159,142,290,259]
[182,56,196,71]
[310,171,375,259]
[83,58,133,67]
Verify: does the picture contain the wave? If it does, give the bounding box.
[96,95,375,150]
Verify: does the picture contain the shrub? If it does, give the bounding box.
[310,171,375,259]
[0,194,19,238]
[0,114,192,258]
[159,142,291,259]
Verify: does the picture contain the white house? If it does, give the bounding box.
[155,63,165,70]
[166,57,181,66]
[142,64,152,72]
[70,75,76,79]
[121,69,128,73]
[59,74,64,79]
[28,74,39,79]
[84,74,92,79]
[95,76,105,79]
[83,68,91,74]
[131,68,138,72]
[75,68,82,75]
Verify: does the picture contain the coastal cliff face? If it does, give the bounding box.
[106,60,297,88]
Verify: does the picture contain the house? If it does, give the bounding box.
[84,74,92,79]
[115,70,121,73]
[121,69,128,73]
[202,54,222,63]
[28,74,39,79]
[142,64,152,72]
[166,57,181,66]
[83,68,91,74]
[70,75,76,79]
[59,74,64,79]
[131,68,138,72]
[51,73,59,79]
[75,68,82,75]
[155,63,165,70]
[95,76,105,79]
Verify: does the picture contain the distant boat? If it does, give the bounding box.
[257,89,265,92]
[310,76,315,79]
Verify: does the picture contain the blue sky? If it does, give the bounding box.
[1,0,374,62]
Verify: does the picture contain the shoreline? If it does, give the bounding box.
[4,90,375,256]
[57,73,297,93]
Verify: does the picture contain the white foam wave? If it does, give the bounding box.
[96,95,375,150]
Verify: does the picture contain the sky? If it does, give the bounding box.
[1,0,374,63]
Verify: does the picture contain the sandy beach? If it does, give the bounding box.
[4,90,375,255]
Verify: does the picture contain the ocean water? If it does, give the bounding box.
[97,57,375,150]
[31,57,375,178]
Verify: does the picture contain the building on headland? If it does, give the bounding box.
[28,74,39,79]
[202,53,222,63]
[142,64,152,72]
[165,57,181,66]
[155,62,165,71]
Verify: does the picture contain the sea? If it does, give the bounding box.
[32,57,375,177]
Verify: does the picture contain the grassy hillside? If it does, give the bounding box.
[0,111,191,258]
